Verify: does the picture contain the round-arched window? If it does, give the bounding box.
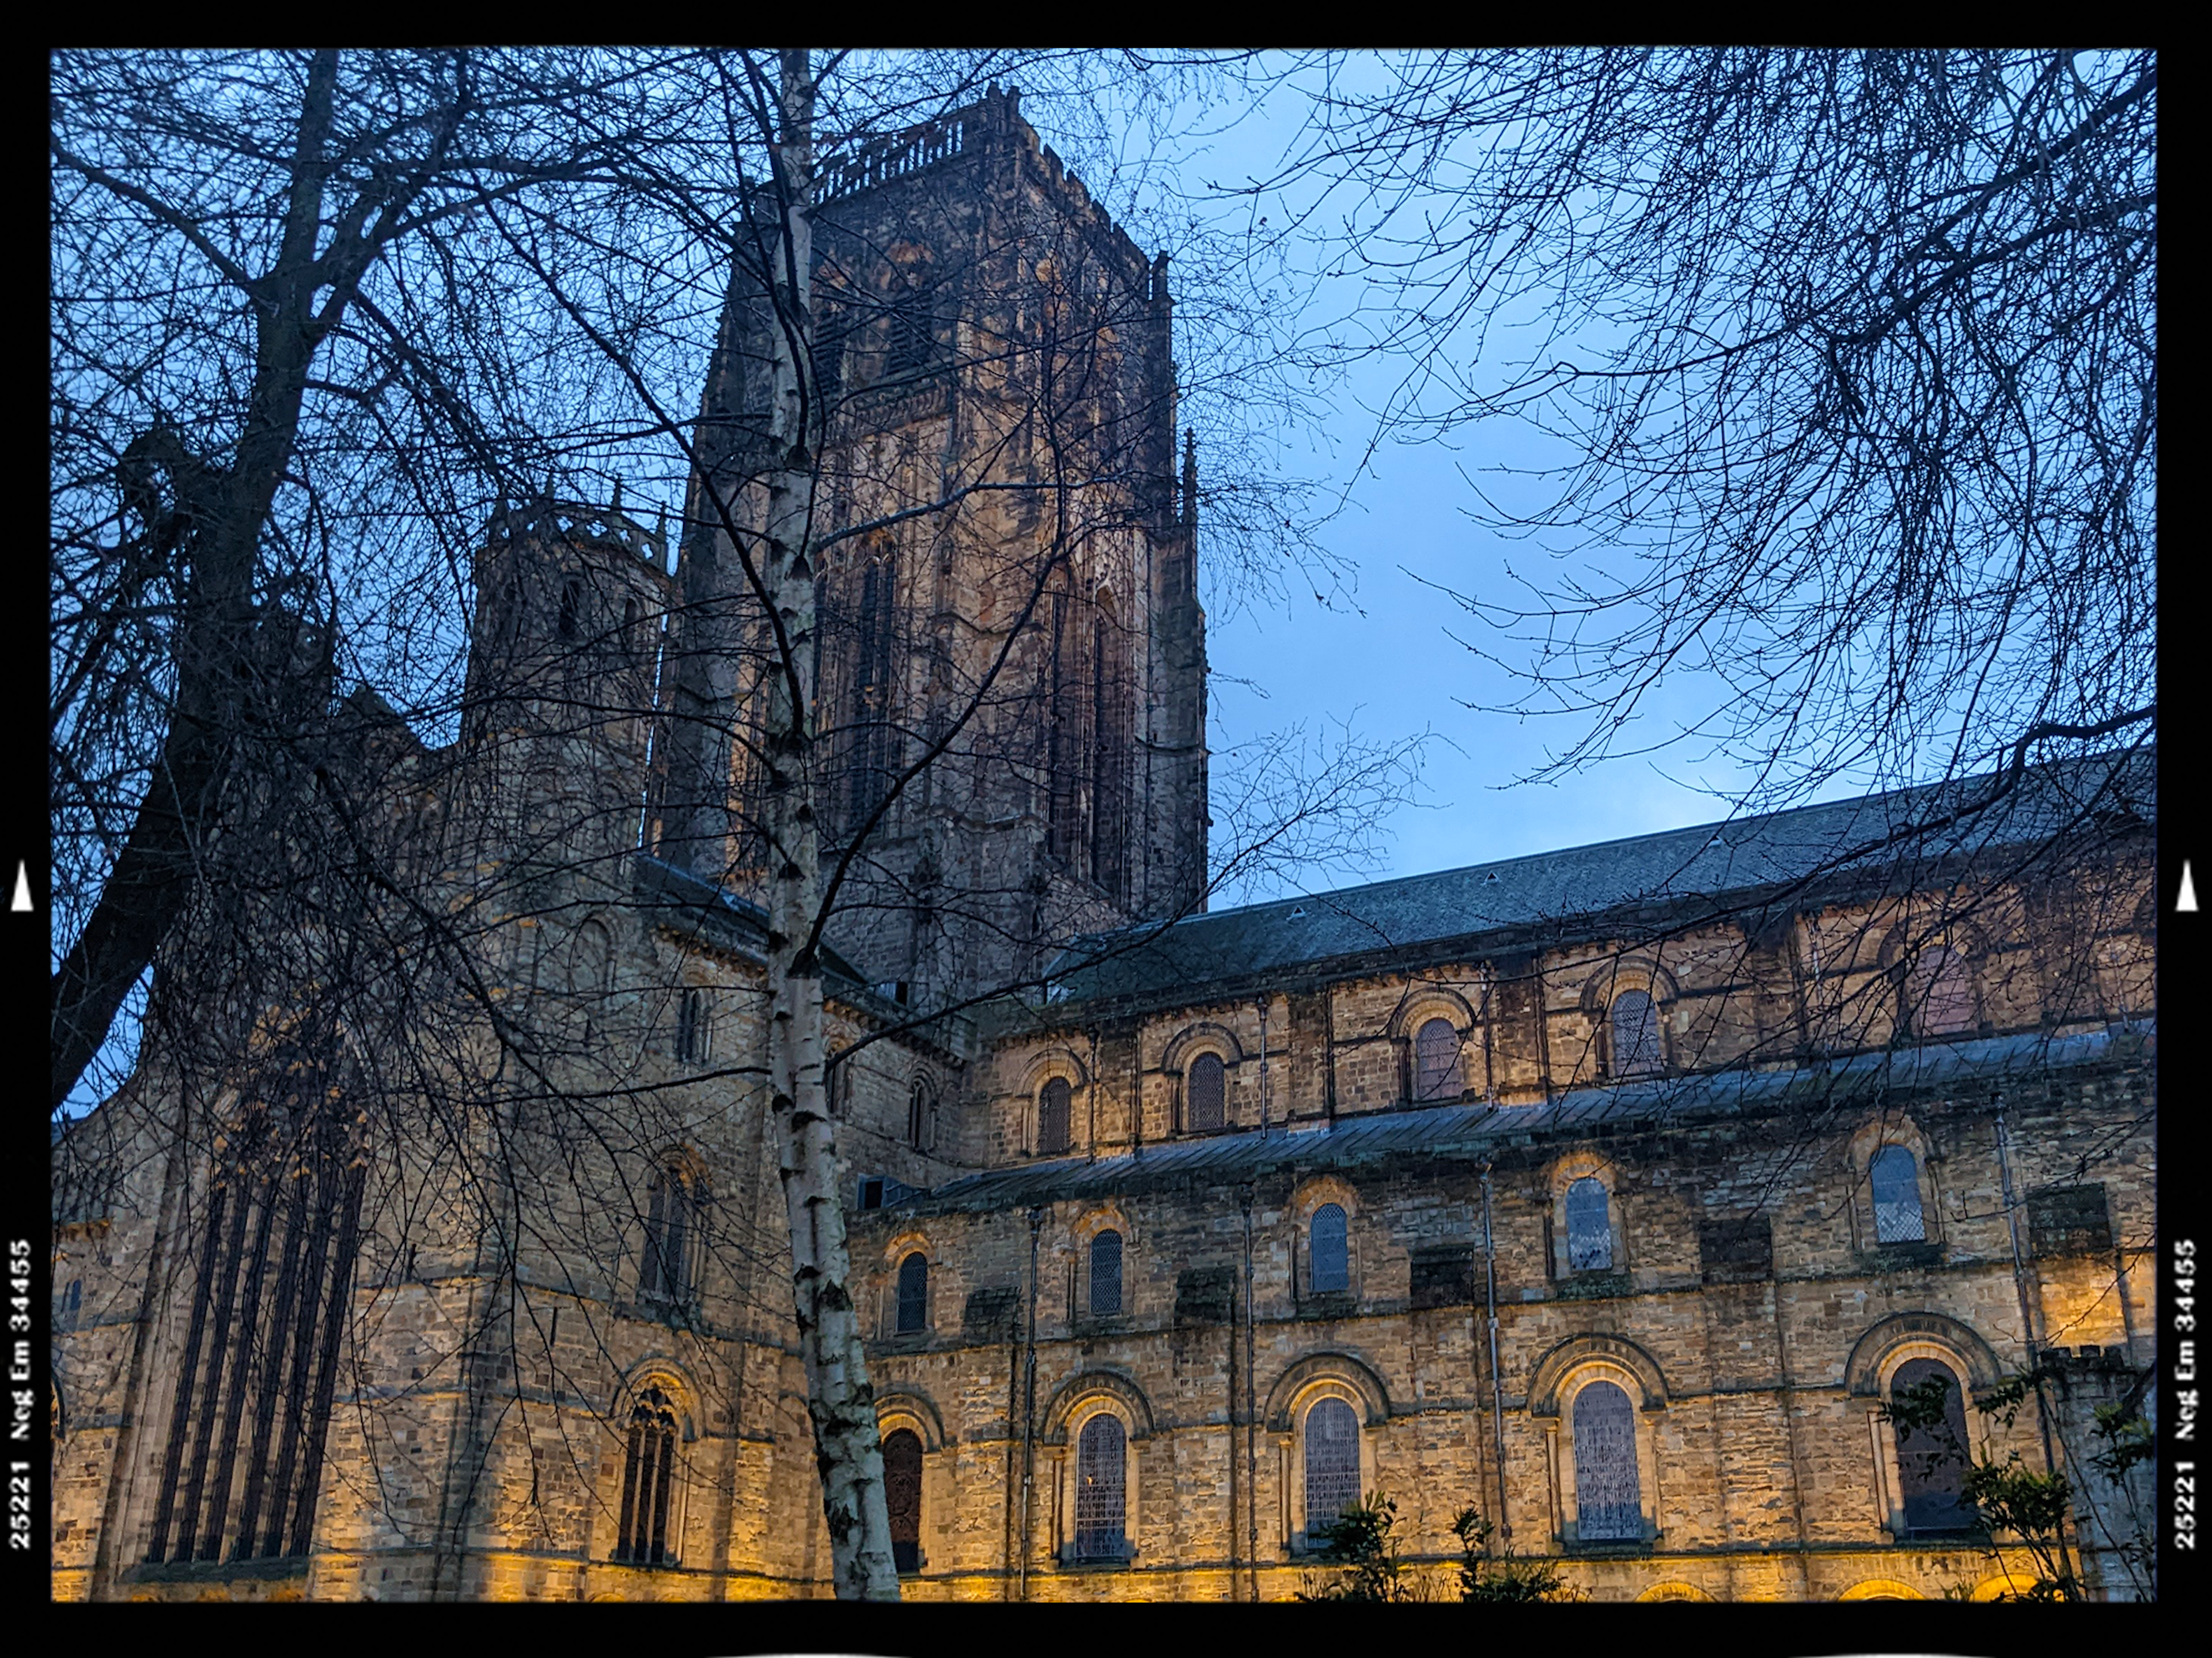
[895,1251,929,1334]
[1566,1176,1613,1271]
[1309,1203,1349,1294]
[1074,1414,1127,1558]
[1870,1145,1927,1243]
[1571,1379,1641,1541]
[1186,1052,1226,1131]
[884,1427,923,1573]
[1414,1017,1461,1100]
[1037,1077,1073,1154]
[1611,989,1661,1076]
[1089,1229,1123,1316]
[1303,1396,1362,1536]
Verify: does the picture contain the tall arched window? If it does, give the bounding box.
[847,552,899,832]
[1571,1380,1642,1541]
[1870,1146,1927,1243]
[1891,1357,1975,1533]
[1037,1077,1073,1155]
[1074,1414,1127,1558]
[895,1252,929,1335]
[1414,1017,1461,1100]
[675,987,709,1064]
[1309,1203,1349,1294]
[557,575,584,642]
[907,1078,935,1151]
[1043,589,1089,864]
[1610,989,1661,1076]
[1089,599,1132,902]
[1089,1229,1123,1316]
[1909,947,1975,1036]
[1303,1396,1362,1537]
[615,1385,680,1564]
[883,1427,923,1574]
[640,1167,697,1306]
[1185,1052,1226,1132]
[1566,1176,1612,1271]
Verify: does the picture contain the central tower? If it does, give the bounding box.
[653,86,1208,1009]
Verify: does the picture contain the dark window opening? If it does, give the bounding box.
[1185,1052,1225,1132]
[675,988,709,1065]
[615,1385,680,1564]
[1414,1017,1460,1100]
[907,1079,934,1151]
[142,1036,366,1567]
[639,1169,696,1307]
[1309,1203,1349,1294]
[557,576,583,642]
[1870,1145,1927,1244]
[1037,1077,1073,1156]
[1074,1414,1127,1558]
[1303,1397,1361,1537]
[1891,1358,1977,1534]
[1572,1380,1642,1540]
[886,301,934,380]
[884,1426,923,1573]
[1611,989,1661,1076]
[1566,1177,1612,1271]
[1089,1229,1123,1316]
[895,1251,929,1335]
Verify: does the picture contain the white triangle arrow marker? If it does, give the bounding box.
[2180,860,2199,914]
[10,862,29,913]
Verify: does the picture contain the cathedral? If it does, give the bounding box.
[50,86,2157,1603]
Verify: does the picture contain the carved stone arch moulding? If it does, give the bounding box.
[1017,1047,1089,1096]
[1263,1351,1392,1433]
[1287,1173,1360,1228]
[1525,1334,1670,1417]
[620,1357,702,1440]
[1040,1368,1156,1445]
[874,1387,950,1452]
[1844,1312,2002,1397]
[880,1226,933,1271]
[1070,1203,1134,1248]
[1385,983,1477,1040]
[1159,1020,1245,1074]
[1574,953,1682,1015]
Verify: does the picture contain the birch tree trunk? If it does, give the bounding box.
[757,47,900,1602]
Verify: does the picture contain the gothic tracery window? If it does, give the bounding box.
[1870,1145,1927,1244]
[907,1077,935,1151]
[896,1251,929,1335]
[1309,1203,1350,1294]
[1089,1229,1123,1316]
[142,1034,366,1568]
[615,1384,680,1564]
[1185,1051,1225,1133]
[1414,1017,1461,1100]
[1074,1413,1127,1558]
[1610,988,1661,1076]
[1302,1396,1362,1538]
[884,1426,923,1573]
[1037,1076,1073,1156]
[1566,1176,1613,1271]
[1571,1379,1643,1541]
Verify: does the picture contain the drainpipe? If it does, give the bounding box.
[1993,1093,2079,1588]
[1243,1187,1260,1599]
[1481,1164,1512,1550]
[1256,997,1270,1133]
[1018,1206,1044,1600]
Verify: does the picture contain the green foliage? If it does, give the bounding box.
[1449,1507,1581,1603]
[1878,1366,2080,1602]
[1297,1492,1416,1602]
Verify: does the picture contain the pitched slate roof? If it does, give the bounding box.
[1043,748,2152,1009]
[878,1021,2149,1217]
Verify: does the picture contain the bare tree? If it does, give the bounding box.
[50,47,1421,1603]
[1214,48,2153,806]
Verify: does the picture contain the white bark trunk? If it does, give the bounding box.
[759,47,900,1602]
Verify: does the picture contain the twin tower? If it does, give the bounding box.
[471,86,1210,1011]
